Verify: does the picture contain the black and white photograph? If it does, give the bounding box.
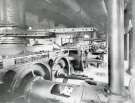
[0,0,134,103]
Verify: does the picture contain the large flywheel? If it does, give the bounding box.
[52,57,71,82]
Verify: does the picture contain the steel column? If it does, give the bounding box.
[130,0,135,75]
[128,29,133,74]
[124,34,128,60]
[107,0,124,95]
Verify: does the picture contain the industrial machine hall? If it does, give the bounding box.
[0,0,135,103]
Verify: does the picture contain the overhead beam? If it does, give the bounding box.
[0,27,95,38]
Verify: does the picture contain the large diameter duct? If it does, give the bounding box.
[107,0,124,95]
[23,78,103,103]
[0,0,25,26]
